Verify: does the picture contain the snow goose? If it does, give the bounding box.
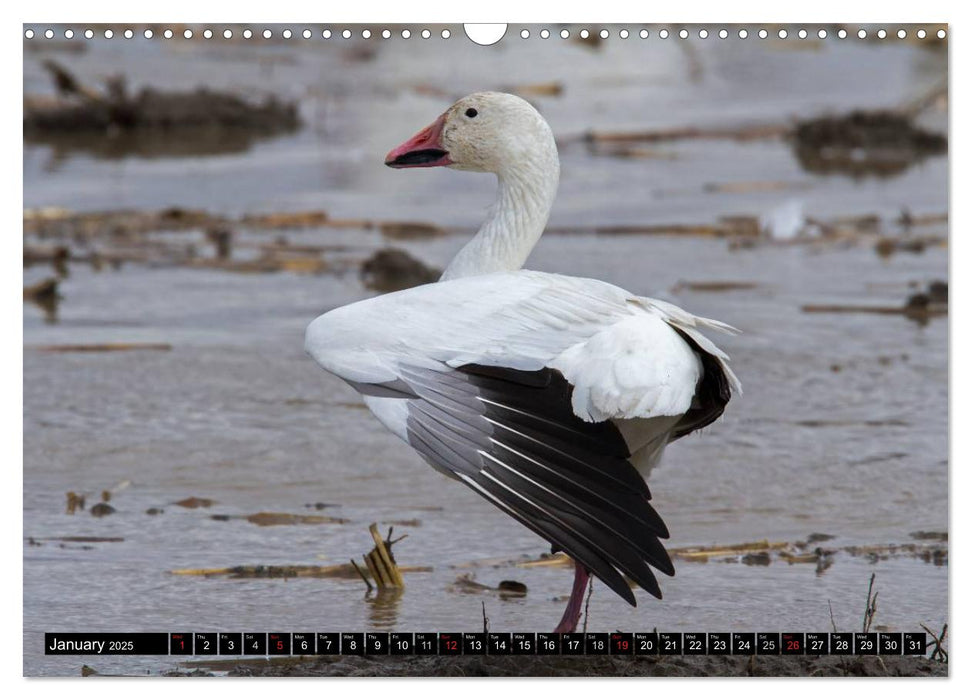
[305,92,740,633]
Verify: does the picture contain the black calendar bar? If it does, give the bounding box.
[194,633,217,655]
[390,632,414,655]
[170,632,193,655]
[415,632,438,655]
[512,632,536,655]
[537,632,560,655]
[782,633,805,655]
[684,633,706,655]
[293,633,315,654]
[634,632,659,654]
[610,632,633,655]
[243,632,266,655]
[316,632,339,654]
[219,633,242,655]
[708,633,731,655]
[366,632,389,655]
[44,632,927,656]
[341,632,364,655]
[806,632,829,655]
[561,633,584,654]
[45,633,170,655]
[268,633,291,655]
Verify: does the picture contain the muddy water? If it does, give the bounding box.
[23,28,947,676]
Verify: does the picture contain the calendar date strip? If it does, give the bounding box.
[46,632,927,656]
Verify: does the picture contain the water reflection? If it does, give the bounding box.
[27,129,295,171]
[365,588,403,629]
[23,278,60,324]
[23,60,301,169]
[791,111,947,179]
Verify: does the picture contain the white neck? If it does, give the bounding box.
[441,155,559,280]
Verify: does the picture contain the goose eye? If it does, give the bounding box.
[465,108,478,118]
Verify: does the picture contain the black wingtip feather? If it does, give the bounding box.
[461,365,674,602]
[670,331,733,441]
[404,362,676,609]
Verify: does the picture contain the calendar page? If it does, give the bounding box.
[22,21,949,678]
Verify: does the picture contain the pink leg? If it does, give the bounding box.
[553,559,590,633]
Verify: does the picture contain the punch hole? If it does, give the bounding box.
[738,29,748,38]
[66,29,75,39]
[164,29,174,39]
[659,29,668,39]
[45,29,54,39]
[302,29,311,39]
[619,29,629,39]
[441,29,451,39]
[24,28,34,39]
[838,29,847,38]
[342,29,351,39]
[917,29,926,39]
[540,29,550,39]
[758,29,768,39]
[778,29,788,39]
[380,29,389,39]
[85,29,94,39]
[937,29,946,39]
[222,29,232,39]
[679,29,688,39]
[579,29,589,39]
[877,29,886,39]
[203,29,212,39]
[363,30,372,39]
[242,29,252,39]
[283,29,292,39]
[897,29,906,39]
[421,29,430,39]
[560,29,570,39]
[401,29,411,39]
[858,29,867,39]
[719,29,728,39]
[798,29,807,39]
[818,29,827,39]
[698,29,708,39]
[600,29,609,39]
[520,29,529,39]
[464,24,507,46]
[183,29,192,39]
[263,29,272,39]
[639,29,648,39]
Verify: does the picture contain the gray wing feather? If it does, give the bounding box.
[395,363,675,606]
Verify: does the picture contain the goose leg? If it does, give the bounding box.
[553,559,590,633]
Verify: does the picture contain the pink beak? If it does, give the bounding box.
[385,113,452,168]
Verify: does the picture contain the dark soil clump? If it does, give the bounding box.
[792,110,946,178]
[360,248,440,292]
[24,62,300,159]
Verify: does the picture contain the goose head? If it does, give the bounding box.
[385,92,557,177]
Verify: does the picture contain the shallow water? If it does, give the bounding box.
[23,28,947,676]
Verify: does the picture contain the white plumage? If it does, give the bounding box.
[306,269,739,441]
[305,92,739,632]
